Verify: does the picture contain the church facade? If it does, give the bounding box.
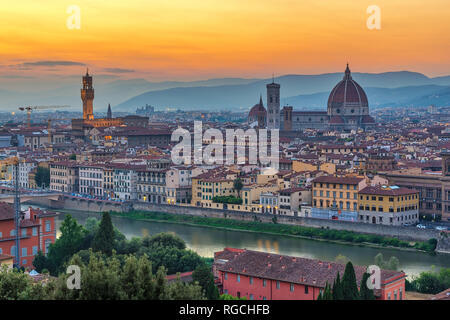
[248,65,375,132]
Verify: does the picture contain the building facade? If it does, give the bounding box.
[214,248,406,300]
[166,166,193,205]
[381,152,450,221]
[49,161,79,193]
[311,175,366,221]
[358,185,419,226]
[0,204,56,269]
[79,164,104,197]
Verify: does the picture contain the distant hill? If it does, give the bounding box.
[284,85,450,110]
[116,72,450,111]
[0,77,258,111]
[1,71,450,112]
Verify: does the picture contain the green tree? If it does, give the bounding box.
[0,265,33,300]
[359,272,375,300]
[33,214,86,275]
[341,262,359,300]
[233,178,243,197]
[35,166,50,188]
[162,279,205,300]
[192,264,219,300]
[332,272,344,300]
[318,282,333,300]
[92,211,115,255]
[411,267,450,294]
[219,294,247,300]
[146,232,186,250]
[374,253,399,271]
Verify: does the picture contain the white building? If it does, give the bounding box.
[79,164,104,197]
[113,164,140,200]
[278,187,312,216]
[12,159,36,189]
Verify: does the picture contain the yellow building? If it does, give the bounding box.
[312,175,366,212]
[358,185,419,226]
[242,183,280,212]
[191,168,238,207]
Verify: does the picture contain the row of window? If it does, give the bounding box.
[314,183,357,190]
[359,205,418,212]
[360,194,417,201]
[314,190,357,199]
[225,273,309,294]
[1,245,38,257]
[0,224,51,238]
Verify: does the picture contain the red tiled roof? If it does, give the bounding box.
[215,248,404,289]
[279,187,308,194]
[431,288,450,300]
[0,202,14,221]
[312,175,364,185]
[166,271,194,284]
[359,185,418,196]
[329,115,345,124]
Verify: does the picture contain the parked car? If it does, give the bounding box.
[435,226,447,231]
[416,224,426,229]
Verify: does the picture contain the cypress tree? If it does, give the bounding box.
[332,272,344,300]
[322,282,333,300]
[341,262,360,300]
[359,272,376,300]
[317,290,323,300]
[92,211,115,255]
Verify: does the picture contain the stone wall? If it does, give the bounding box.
[41,197,440,243]
[132,202,439,242]
[436,234,450,254]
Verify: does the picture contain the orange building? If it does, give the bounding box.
[0,203,56,269]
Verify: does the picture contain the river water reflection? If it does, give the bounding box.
[50,210,450,277]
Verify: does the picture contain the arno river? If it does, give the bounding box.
[49,208,450,277]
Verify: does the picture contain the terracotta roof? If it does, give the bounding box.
[215,248,404,289]
[431,288,450,300]
[362,115,375,123]
[0,202,14,221]
[328,65,368,109]
[279,187,308,194]
[359,185,418,196]
[166,271,194,283]
[329,115,345,124]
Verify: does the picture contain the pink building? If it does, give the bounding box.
[214,248,406,300]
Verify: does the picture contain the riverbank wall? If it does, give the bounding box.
[131,202,440,242]
[35,196,442,243]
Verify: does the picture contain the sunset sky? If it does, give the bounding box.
[0,0,449,82]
